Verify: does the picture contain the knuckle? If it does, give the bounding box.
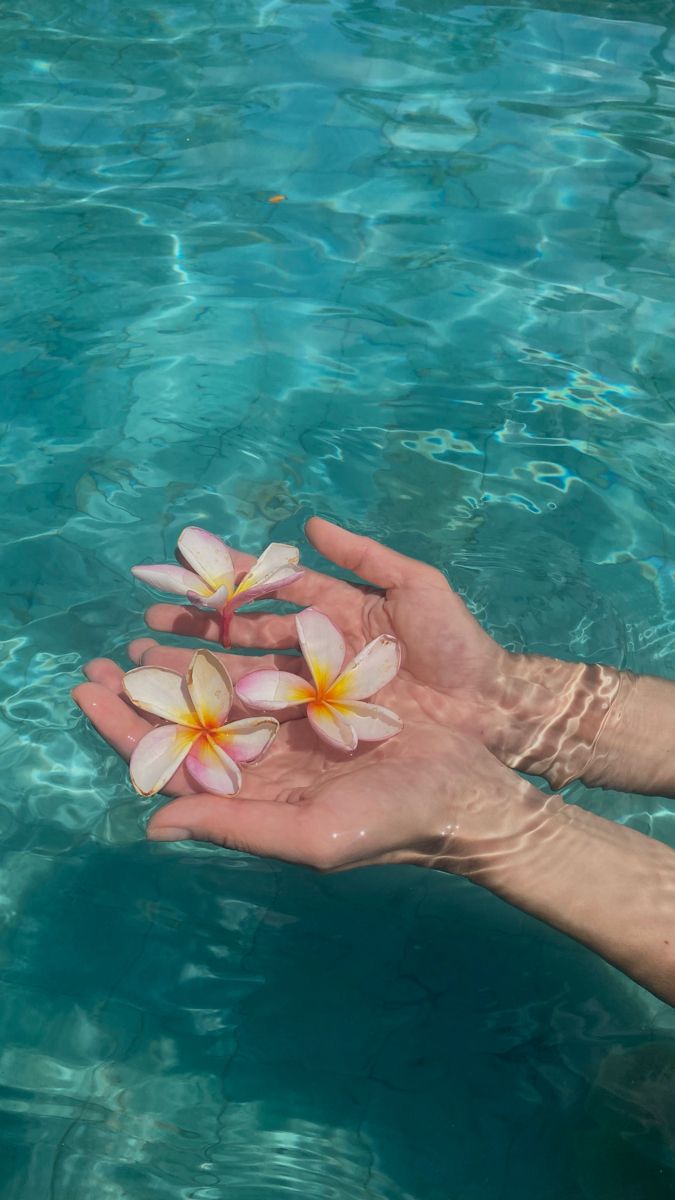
[423,564,448,588]
[142,649,164,666]
[352,535,376,573]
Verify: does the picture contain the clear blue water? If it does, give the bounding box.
[2,1,675,1196]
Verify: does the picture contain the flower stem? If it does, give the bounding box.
[221,607,233,647]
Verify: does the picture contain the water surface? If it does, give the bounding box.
[2,1,675,1196]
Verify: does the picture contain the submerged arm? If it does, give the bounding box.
[495,653,675,797]
[141,732,675,1008]
[455,787,675,1007]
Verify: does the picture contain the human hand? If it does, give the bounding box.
[72,520,675,1006]
[73,515,559,867]
[139,520,515,748]
[72,650,552,870]
[138,517,579,778]
[73,645,675,1009]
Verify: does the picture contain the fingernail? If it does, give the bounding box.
[147,825,192,842]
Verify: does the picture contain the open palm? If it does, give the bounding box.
[148,519,510,733]
[73,519,538,866]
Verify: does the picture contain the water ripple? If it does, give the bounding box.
[2,1,675,1197]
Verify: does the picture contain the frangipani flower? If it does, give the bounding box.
[236,608,402,752]
[123,649,278,796]
[131,527,303,644]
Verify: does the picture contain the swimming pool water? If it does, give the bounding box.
[2,1,675,1196]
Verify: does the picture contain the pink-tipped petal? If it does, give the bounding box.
[235,543,300,598]
[307,701,358,752]
[185,650,233,729]
[332,700,402,742]
[328,635,401,701]
[232,568,304,606]
[129,724,197,796]
[236,669,315,711]
[186,584,231,611]
[295,608,345,694]
[178,527,235,595]
[123,667,199,726]
[213,717,279,764]
[131,564,209,598]
[185,734,241,796]
[186,589,212,610]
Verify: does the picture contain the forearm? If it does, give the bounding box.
[496,652,675,796]
[448,793,675,1006]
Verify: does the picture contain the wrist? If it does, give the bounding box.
[419,755,563,881]
[587,670,675,795]
[461,788,567,893]
[488,650,622,789]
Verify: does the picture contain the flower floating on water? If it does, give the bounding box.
[123,649,279,796]
[131,526,303,645]
[236,608,402,752]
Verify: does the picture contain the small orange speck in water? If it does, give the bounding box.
[267,194,287,204]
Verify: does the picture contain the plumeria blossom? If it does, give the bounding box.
[131,526,303,644]
[123,649,279,797]
[236,608,402,752]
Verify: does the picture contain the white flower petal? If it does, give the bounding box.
[178,527,235,594]
[129,724,197,796]
[185,650,234,728]
[212,717,279,764]
[131,564,209,598]
[296,608,345,694]
[236,543,300,596]
[185,735,242,796]
[329,635,401,701]
[186,583,231,612]
[236,669,315,711]
[123,667,199,726]
[307,701,357,752]
[333,700,402,742]
[233,567,304,606]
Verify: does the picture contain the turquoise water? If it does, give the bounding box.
[2,0,675,1195]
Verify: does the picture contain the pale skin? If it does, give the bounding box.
[73,518,675,1007]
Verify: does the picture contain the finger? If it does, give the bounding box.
[127,637,160,665]
[306,517,437,589]
[72,682,151,762]
[128,639,190,670]
[146,792,315,863]
[144,605,300,650]
[268,568,357,609]
[231,612,298,649]
[72,682,194,794]
[144,605,221,641]
[83,658,126,693]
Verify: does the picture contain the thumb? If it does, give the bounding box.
[146,793,315,865]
